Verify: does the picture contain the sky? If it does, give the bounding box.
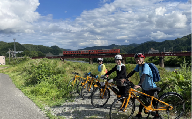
[0,0,191,50]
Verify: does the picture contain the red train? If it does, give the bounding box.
[63,49,120,56]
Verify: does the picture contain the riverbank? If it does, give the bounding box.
[66,56,191,67]
[0,58,191,118]
[65,59,181,72]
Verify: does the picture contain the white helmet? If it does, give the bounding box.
[97,58,103,61]
[115,55,122,60]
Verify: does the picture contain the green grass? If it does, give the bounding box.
[0,58,191,118]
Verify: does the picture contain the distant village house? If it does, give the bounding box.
[0,56,5,65]
[148,48,159,53]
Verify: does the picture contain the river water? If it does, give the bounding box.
[65,60,181,72]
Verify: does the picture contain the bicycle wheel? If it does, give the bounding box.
[91,87,110,108]
[109,97,135,119]
[67,78,78,96]
[157,92,185,119]
[80,81,94,99]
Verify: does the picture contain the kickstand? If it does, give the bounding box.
[166,107,170,119]
[168,110,169,119]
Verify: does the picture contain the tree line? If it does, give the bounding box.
[0,33,190,57]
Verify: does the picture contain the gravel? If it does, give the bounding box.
[48,90,155,119]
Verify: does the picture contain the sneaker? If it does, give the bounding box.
[135,114,142,118]
[118,108,127,112]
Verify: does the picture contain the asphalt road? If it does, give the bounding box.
[0,73,48,119]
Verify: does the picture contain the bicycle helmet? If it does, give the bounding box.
[115,55,122,60]
[134,53,145,59]
[97,58,103,62]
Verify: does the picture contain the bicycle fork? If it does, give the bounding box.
[120,94,132,112]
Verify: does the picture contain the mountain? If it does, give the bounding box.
[0,41,27,56]
[80,34,191,53]
[128,34,191,53]
[0,34,190,56]
[0,42,66,56]
[78,44,139,53]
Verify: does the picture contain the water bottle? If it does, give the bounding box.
[139,95,150,106]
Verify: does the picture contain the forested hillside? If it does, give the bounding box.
[0,42,66,57]
[81,33,191,53]
[0,34,191,57]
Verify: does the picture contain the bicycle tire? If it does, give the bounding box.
[67,78,80,96]
[91,87,110,108]
[157,92,185,119]
[79,81,94,99]
[109,97,135,119]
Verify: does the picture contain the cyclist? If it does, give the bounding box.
[96,58,107,78]
[102,54,128,97]
[126,53,160,119]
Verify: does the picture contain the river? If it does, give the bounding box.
[65,60,181,72]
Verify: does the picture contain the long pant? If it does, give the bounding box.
[139,89,158,113]
[117,85,129,96]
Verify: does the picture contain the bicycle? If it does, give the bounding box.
[91,76,121,108]
[109,79,185,119]
[78,73,100,99]
[67,72,87,96]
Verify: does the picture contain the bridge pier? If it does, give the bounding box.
[159,56,164,68]
[122,57,126,64]
[89,58,93,64]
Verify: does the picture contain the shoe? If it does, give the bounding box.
[118,108,127,112]
[153,114,160,119]
[135,114,142,118]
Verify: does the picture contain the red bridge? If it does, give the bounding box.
[32,51,191,67]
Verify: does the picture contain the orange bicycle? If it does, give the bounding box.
[109,79,185,119]
[78,73,100,99]
[91,77,121,108]
[67,72,88,96]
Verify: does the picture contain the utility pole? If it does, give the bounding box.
[164,47,165,53]
[13,38,16,58]
[9,48,10,63]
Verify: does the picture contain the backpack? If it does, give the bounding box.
[141,63,161,82]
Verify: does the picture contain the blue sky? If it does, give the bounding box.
[37,0,106,20]
[0,0,191,50]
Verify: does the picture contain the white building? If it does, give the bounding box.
[148,48,159,53]
[0,56,5,65]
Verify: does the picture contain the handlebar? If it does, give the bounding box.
[72,72,79,75]
[124,78,135,88]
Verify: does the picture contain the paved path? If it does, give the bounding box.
[0,73,48,119]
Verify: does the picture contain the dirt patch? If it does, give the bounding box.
[0,67,8,70]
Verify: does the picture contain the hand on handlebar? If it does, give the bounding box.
[121,79,127,84]
[134,85,141,89]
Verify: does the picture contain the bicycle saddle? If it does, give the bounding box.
[148,87,161,92]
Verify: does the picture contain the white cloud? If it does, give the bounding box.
[0,0,40,33]
[155,7,166,16]
[116,36,128,39]
[0,0,191,50]
[150,31,173,39]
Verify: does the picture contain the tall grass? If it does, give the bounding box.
[0,58,191,118]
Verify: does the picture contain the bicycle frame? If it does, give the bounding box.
[121,88,173,112]
[99,79,121,99]
[70,73,88,87]
[80,75,101,92]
